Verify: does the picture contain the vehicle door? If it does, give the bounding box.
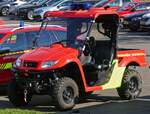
[0,32,28,84]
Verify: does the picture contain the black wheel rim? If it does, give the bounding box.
[129,77,138,93]
[62,86,74,104]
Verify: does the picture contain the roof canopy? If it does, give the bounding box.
[44,10,119,23]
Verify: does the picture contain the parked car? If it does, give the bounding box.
[9,0,38,16]
[0,24,66,87]
[118,2,150,18]
[11,0,63,20]
[123,11,149,31]
[33,0,74,20]
[33,0,97,20]
[0,0,27,16]
[140,12,150,31]
[34,0,97,20]
[90,0,141,12]
[9,0,46,16]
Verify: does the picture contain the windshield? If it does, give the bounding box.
[29,0,48,5]
[118,2,136,11]
[50,0,64,7]
[29,0,43,4]
[93,0,109,8]
[46,0,62,6]
[40,17,93,48]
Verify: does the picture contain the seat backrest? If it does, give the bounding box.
[94,40,111,65]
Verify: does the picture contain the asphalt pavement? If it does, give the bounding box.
[0,18,150,114]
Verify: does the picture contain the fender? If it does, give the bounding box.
[50,56,88,91]
[119,56,147,67]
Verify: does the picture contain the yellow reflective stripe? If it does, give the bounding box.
[118,53,145,57]
[4,62,12,69]
[0,50,31,57]
[2,64,6,69]
[0,62,13,69]
[0,64,4,69]
[102,60,126,90]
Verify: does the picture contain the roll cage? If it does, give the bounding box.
[43,11,119,67]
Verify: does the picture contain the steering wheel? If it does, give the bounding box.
[83,36,96,56]
[52,40,70,46]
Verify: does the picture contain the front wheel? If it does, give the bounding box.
[1,7,9,16]
[8,79,32,107]
[117,69,142,100]
[52,77,79,110]
[27,10,34,20]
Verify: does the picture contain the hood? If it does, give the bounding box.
[35,6,55,12]
[20,44,79,62]
[0,0,12,5]
[143,12,150,18]
[18,3,39,9]
[125,11,148,19]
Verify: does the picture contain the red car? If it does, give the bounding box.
[118,2,150,18]
[0,24,66,86]
[91,0,141,12]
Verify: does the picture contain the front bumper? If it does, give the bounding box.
[140,19,150,30]
[17,10,28,18]
[123,20,140,29]
[33,15,43,21]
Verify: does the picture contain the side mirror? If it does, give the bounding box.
[57,6,60,9]
[104,5,110,10]
[42,3,47,7]
[12,3,18,6]
[130,8,135,12]
[0,47,10,54]
[33,2,38,5]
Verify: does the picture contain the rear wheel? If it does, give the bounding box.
[8,79,32,107]
[117,69,142,100]
[52,77,79,110]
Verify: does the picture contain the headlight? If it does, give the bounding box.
[15,58,22,67]
[146,19,150,25]
[132,17,141,21]
[41,61,57,68]
[34,9,43,14]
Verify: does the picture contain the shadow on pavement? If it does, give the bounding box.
[61,95,150,114]
[0,94,120,113]
[0,94,150,114]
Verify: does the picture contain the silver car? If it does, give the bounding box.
[33,0,73,20]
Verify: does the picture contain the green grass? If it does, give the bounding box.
[0,109,44,114]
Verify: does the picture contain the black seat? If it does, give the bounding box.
[94,40,112,65]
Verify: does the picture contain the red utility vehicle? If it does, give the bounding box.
[0,24,66,86]
[8,6,147,110]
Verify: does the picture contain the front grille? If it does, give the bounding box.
[23,61,38,68]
